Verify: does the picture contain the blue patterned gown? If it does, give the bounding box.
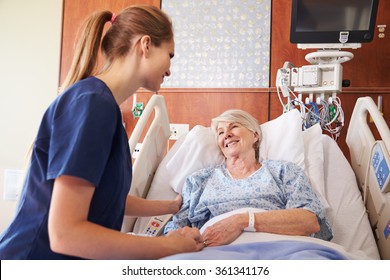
[164,160,333,241]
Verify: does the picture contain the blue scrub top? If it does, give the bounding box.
[0,77,132,259]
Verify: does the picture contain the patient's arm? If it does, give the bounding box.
[252,208,320,235]
[124,194,182,217]
[202,208,320,247]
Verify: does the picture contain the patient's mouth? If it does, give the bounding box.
[225,140,239,148]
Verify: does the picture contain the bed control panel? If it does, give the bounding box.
[372,142,390,193]
[140,215,172,237]
[384,219,390,240]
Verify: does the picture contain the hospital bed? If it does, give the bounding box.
[122,94,389,260]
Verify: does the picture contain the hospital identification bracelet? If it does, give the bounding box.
[244,211,256,232]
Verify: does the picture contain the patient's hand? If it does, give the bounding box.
[202,214,244,247]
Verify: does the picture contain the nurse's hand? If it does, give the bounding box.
[171,194,182,214]
[166,226,205,252]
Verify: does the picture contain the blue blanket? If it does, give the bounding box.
[162,240,348,260]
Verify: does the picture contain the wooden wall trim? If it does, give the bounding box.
[137,88,270,94]
[340,88,390,94]
[269,87,390,94]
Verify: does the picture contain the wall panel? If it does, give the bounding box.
[121,89,269,138]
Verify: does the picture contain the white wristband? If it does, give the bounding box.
[244,211,256,232]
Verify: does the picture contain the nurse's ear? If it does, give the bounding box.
[140,35,152,57]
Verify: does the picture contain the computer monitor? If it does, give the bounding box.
[290,0,379,48]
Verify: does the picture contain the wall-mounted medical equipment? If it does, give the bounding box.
[290,0,379,46]
[276,0,379,139]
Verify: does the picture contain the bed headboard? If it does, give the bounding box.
[121,94,171,233]
[346,96,390,259]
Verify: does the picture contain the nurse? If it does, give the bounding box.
[0,5,203,259]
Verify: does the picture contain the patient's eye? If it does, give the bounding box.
[231,124,241,130]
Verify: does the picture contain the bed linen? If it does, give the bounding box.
[162,240,348,260]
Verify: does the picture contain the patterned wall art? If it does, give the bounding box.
[161,0,271,88]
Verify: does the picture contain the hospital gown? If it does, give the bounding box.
[164,160,333,241]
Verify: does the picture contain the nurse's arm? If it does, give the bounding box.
[124,194,181,217]
[48,175,199,259]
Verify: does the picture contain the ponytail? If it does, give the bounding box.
[60,11,112,92]
[60,5,173,92]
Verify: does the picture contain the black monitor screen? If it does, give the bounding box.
[290,0,379,44]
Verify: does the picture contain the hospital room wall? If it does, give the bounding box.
[120,89,270,138]
[59,0,272,134]
[0,0,63,232]
[59,0,390,161]
[121,0,390,161]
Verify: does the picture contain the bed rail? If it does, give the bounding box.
[121,94,171,233]
[346,96,390,259]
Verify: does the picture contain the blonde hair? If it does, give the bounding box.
[60,5,173,92]
[211,109,262,161]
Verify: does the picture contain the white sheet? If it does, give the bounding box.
[197,208,369,260]
[322,134,380,259]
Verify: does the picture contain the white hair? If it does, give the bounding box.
[211,109,262,161]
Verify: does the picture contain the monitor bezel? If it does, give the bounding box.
[289,0,379,44]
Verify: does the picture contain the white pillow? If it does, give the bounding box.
[162,109,305,193]
[165,125,225,193]
[302,124,329,209]
[259,109,305,169]
[145,130,190,200]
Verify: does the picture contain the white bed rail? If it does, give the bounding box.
[347,97,390,185]
[346,96,390,259]
[121,94,171,233]
[128,94,170,156]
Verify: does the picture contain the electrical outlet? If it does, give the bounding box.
[169,124,189,140]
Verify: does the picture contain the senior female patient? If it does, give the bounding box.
[164,109,332,247]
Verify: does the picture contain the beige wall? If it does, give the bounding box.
[0,0,63,232]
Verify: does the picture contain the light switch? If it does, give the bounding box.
[3,169,24,201]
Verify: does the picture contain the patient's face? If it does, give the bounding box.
[216,122,258,159]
